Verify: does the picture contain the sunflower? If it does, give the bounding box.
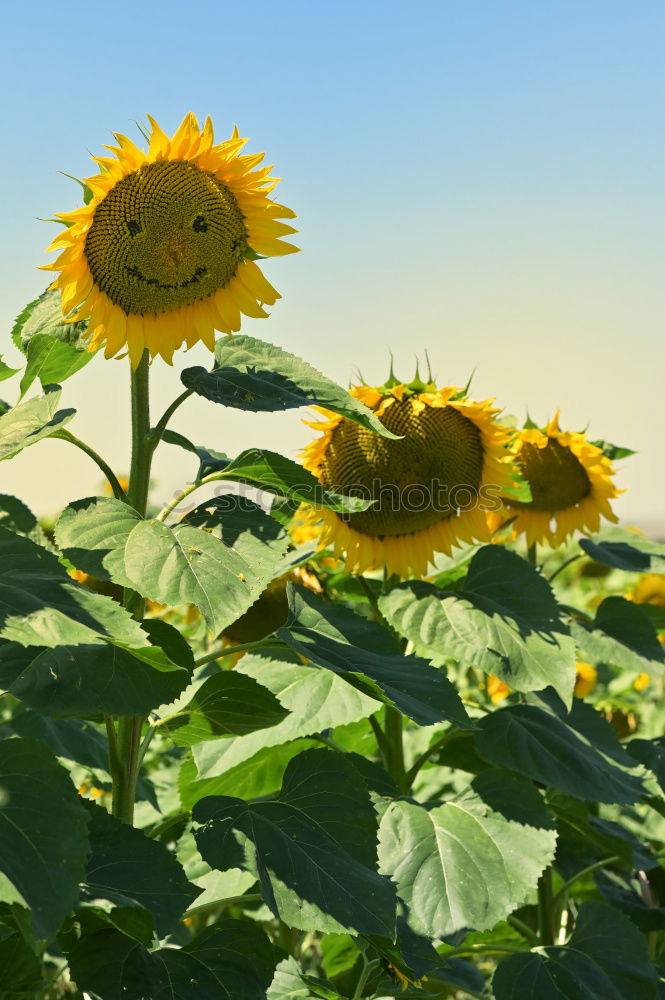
[488,413,620,547]
[44,113,297,366]
[299,377,512,577]
[630,574,665,608]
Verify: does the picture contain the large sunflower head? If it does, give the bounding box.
[300,374,512,578]
[488,412,620,547]
[44,113,298,366]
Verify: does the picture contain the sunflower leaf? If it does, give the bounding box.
[0,384,75,461]
[579,527,665,574]
[20,333,94,397]
[377,770,557,938]
[571,596,665,678]
[474,702,646,803]
[206,448,374,513]
[81,803,200,936]
[0,493,37,534]
[193,748,397,935]
[66,917,275,1000]
[192,652,381,782]
[181,334,399,439]
[0,527,191,715]
[11,287,90,353]
[0,355,20,382]
[160,670,289,746]
[56,495,290,635]
[379,545,577,706]
[277,584,472,728]
[0,738,90,939]
[491,902,658,1000]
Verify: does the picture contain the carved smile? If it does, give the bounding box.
[124,264,208,292]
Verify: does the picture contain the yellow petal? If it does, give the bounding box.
[236,259,280,305]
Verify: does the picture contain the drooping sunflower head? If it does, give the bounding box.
[44,113,298,366]
[488,412,621,547]
[300,373,513,578]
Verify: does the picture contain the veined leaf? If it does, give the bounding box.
[572,596,665,677]
[161,670,289,746]
[193,749,397,935]
[475,703,645,804]
[192,653,380,781]
[197,448,373,513]
[0,493,37,534]
[0,384,75,461]
[492,902,658,999]
[66,917,275,1000]
[11,287,90,353]
[380,545,576,706]
[580,527,665,574]
[277,585,471,728]
[182,334,398,438]
[378,770,556,937]
[81,803,199,937]
[0,738,89,939]
[20,333,94,397]
[56,495,290,635]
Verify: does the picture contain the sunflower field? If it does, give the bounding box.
[1,113,665,1000]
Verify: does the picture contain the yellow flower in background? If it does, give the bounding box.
[574,661,597,698]
[488,412,620,547]
[486,675,511,703]
[44,113,297,367]
[630,574,665,607]
[300,378,512,578]
[634,672,651,691]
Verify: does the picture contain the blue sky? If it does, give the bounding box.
[1,0,663,524]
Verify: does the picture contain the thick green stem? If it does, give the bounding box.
[111,352,152,824]
[537,867,556,945]
[384,706,407,791]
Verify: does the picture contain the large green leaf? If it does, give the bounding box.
[0,494,37,535]
[492,902,658,999]
[0,384,75,461]
[193,749,397,935]
[180,740,315,810]
[572,597,665,677]
[0,738,89,939]
[267,957,318,999]
[162,670,289,746]
[377,770,556,938]
[277,585,471,728]
[56,495,290,635]
[192,653,379,781]
[0,637,191,717]
[182,334,398,438]
[20,333,94,397]
[81,803,199,937]
[67,917,275,1000]
[0,525,146,646]
[0,529,190,714]
[0,356,20,383]
[193,448,373,513]
[580,527,665,575]
[380,546,576,706]
[0,903,43,994]
[475,704,645,804]
[11,287,90,353]
[10,711,109,770]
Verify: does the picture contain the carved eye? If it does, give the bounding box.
[126,219,142,237]
[193,215,208,232]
